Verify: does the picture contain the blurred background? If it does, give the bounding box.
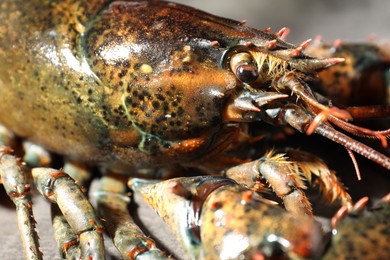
[1,1,389,259]
[177,0,390,43]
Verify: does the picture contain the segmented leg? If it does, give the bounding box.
[94,173,170,260]
[32,167,105,259]
[225,151,313,215]
[225,149,352,216]
[50,162,93,259]
[22,141,51,168]
[284,148,352,207]
[51,205,79,259]
[0,146,42,260]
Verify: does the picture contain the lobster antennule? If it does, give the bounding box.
[346,105,390,120]
[346,148,362,180]
[279,105,390,172]
[328,115,389,148]
[282,73,390,147]
[280,74,352,121]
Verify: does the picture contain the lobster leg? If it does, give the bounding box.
[32,167,105,259]
[0,145,42,260]
[51,205,79,259]
[224,151,313,215]
[50,162,93,258]
[284,148,352,207]
[93,173,170,260]
[225,148,353,215]
[22,141,51,168]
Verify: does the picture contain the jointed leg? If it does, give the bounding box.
[94,173,170,259]
[0,146,42,260]
[284,148,352,208]
[32,167,105,259]
[225,151,313,215]
[51,205,79,259]
[50,162,94,258]
[225,149,352,216]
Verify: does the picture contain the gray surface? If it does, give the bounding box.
[179,0,390,43]
[0,181,185,260]
[1,0,390,259]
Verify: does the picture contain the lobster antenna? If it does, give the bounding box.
[328,115,389,148]
[281,76,389,148]
[314,123,390,171]
[346,148,362,180]
[306,109,389,148]
[280,74,352,120]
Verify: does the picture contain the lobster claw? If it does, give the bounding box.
[131,176,327,259]
[131,176,234,258]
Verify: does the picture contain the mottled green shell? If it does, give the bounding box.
[0,0,247,171]
[0,0,317,172]
[323,202,390,260]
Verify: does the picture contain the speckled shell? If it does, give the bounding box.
[0,0,241,172]
[132,176,326,259]
[0,0,356,174]
[323,200,390,260]
[0,0,307,172]
[307,42,390,107]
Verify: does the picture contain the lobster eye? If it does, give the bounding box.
[230,52,259,83]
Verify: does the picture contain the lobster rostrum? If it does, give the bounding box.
[0,0,389,259]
